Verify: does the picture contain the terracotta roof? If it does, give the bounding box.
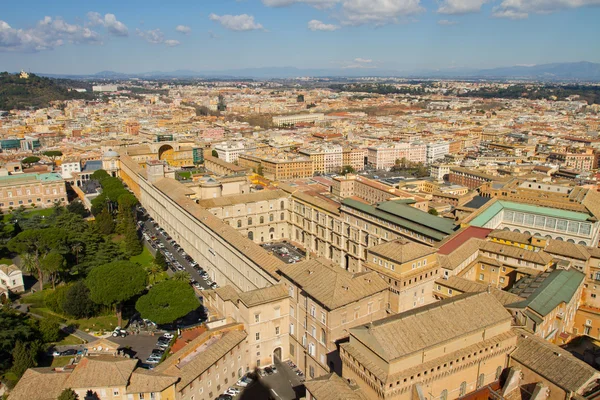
[238,283,288,307]
[279,183,340,215]
[480,242,553,266]
[278,258,388,310]
[437,238,485,270]
[436,276,525,305]
[64,356,137,389]
[213,285,240,303]
[8,368,71,400]
[545,240,591,261]
[436,226,493,255]
[154,326,247,390]
[368,238,437,264]
[511,328,600,393]
[488,230,533,244]
[198,189,286,208]
[349,292,512,362]
[304,373,368,400]
[126,370,177,394]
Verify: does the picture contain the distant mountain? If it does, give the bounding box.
[35,61,600,81]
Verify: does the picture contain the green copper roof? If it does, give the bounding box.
[342,198,457,241]
[470,200,590,228]
[508,269,584,317]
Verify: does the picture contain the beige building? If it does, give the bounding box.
[279,258,389,378]
[201,284,290,369]
[0,172,66,210]
[363,239,440,313]
[0,264,24,300]
[340,292,516,400]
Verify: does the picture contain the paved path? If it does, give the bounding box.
[12,303,97,343]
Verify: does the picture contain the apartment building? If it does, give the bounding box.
[279,258,389,378]
[60,157,81,179]
[238,153,313,181]
[213,141,246,163]
[368,142,426,170]
[272,113,324,127]
[548,150,595,172]
[300,144,344,174]
[426,141,450,164]
[0,172,66,210]
[448,167,501,189]
[340,292,516,400]
[363,239,440,313]
[342,147,366,172]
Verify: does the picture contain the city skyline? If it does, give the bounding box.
[0,0,599,75]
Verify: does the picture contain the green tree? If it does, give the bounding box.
[0,309,37,371]
[95,206,114,235]
[43,150,63,167]
[67,200,88,217]
[21,156,40,168]
[62,281,98,319]
[39,317,61,343]
[135,280,200,324]
[58,388,79,400]
[115,193,138,234]
[428,208,439,216]
[45,284,71,314]
[340,165,356,175]
[172,270,190,282]
[11,341,38,378]
[86,261,147,326]
[146,263,163,285]
[90,169,110,182]
[124,218,142,256]
[211,149,218,158]
[41,252,65,290]
[154,251,167,270]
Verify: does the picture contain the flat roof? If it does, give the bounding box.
[469,200,591,227]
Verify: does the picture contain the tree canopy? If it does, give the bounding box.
[21,156,40,167]
[62,280,99,319]
[86,261,147,325]
[135,280,199,324]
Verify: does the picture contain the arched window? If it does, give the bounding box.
[260,216,264,224]
[269,214,274,222]
[460,382,467,396]
[280,212,285,221]
[477,373,485,388]
[321,328,326,344]
[248,217,253,225]
[248,231,254,240]
[440,390,448,400]
[269,227,275,233]
[280,201,285,210]
[237,220,242,228]
[567,239,575,244]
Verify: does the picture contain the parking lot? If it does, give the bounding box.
[252,358,305,400]
[109,333,166,365]
[137,207,216,292]
[261,242,305,264]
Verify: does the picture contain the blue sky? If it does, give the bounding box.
[0,0,599,74]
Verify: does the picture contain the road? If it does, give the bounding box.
[139,213,211,291]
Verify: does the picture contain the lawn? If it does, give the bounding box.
[53,334,85,346]
[130,247,154,268]
[2,207,54,222]
[69,314,120,332]
[50,356,73,368]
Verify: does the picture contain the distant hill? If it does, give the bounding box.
[0,72,94,110]
[472,62,600,81]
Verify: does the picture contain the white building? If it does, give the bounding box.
[272,113,324,127]
[367,142,427,170]
[214,141,246,163]
[430,164,451,181]
[61,159,81,179]
[92,84,119,92]
[0,264,24,299]
[426,141,450,165]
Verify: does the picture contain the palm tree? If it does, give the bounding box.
[20,253,39,290]
[172,271,190,282]
[71,243,84,265]
[146,263,163,285]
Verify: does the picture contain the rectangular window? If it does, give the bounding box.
[290,323,295,335]
[254,313,260,323]
[275,326,280,335]
[255,332,260,341]
[310,305,316,317]
[479,273,484,280]
[321,312,326,324]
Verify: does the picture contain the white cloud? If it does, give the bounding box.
[340,0,424,25]
[87,12,128,36]
[175,25,191,34]
[209,13,265,31]
[136,28,180,46]
[354,57,372,63]
[437,19,459,24]
[307,19,340,30]
[264,0,423,25]
[492,0,600,18]
[0,16,101,52]
[437,0,488,14]
[164,39,181,47]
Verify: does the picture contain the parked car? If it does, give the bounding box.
[162,333,175,339]
[61,349,78,356]
[225,387,240,396]
[264,366,274,375]
[210,282,218,289]
[236,376,253,387]
[112,327,127,337]
[216,395,232,400]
